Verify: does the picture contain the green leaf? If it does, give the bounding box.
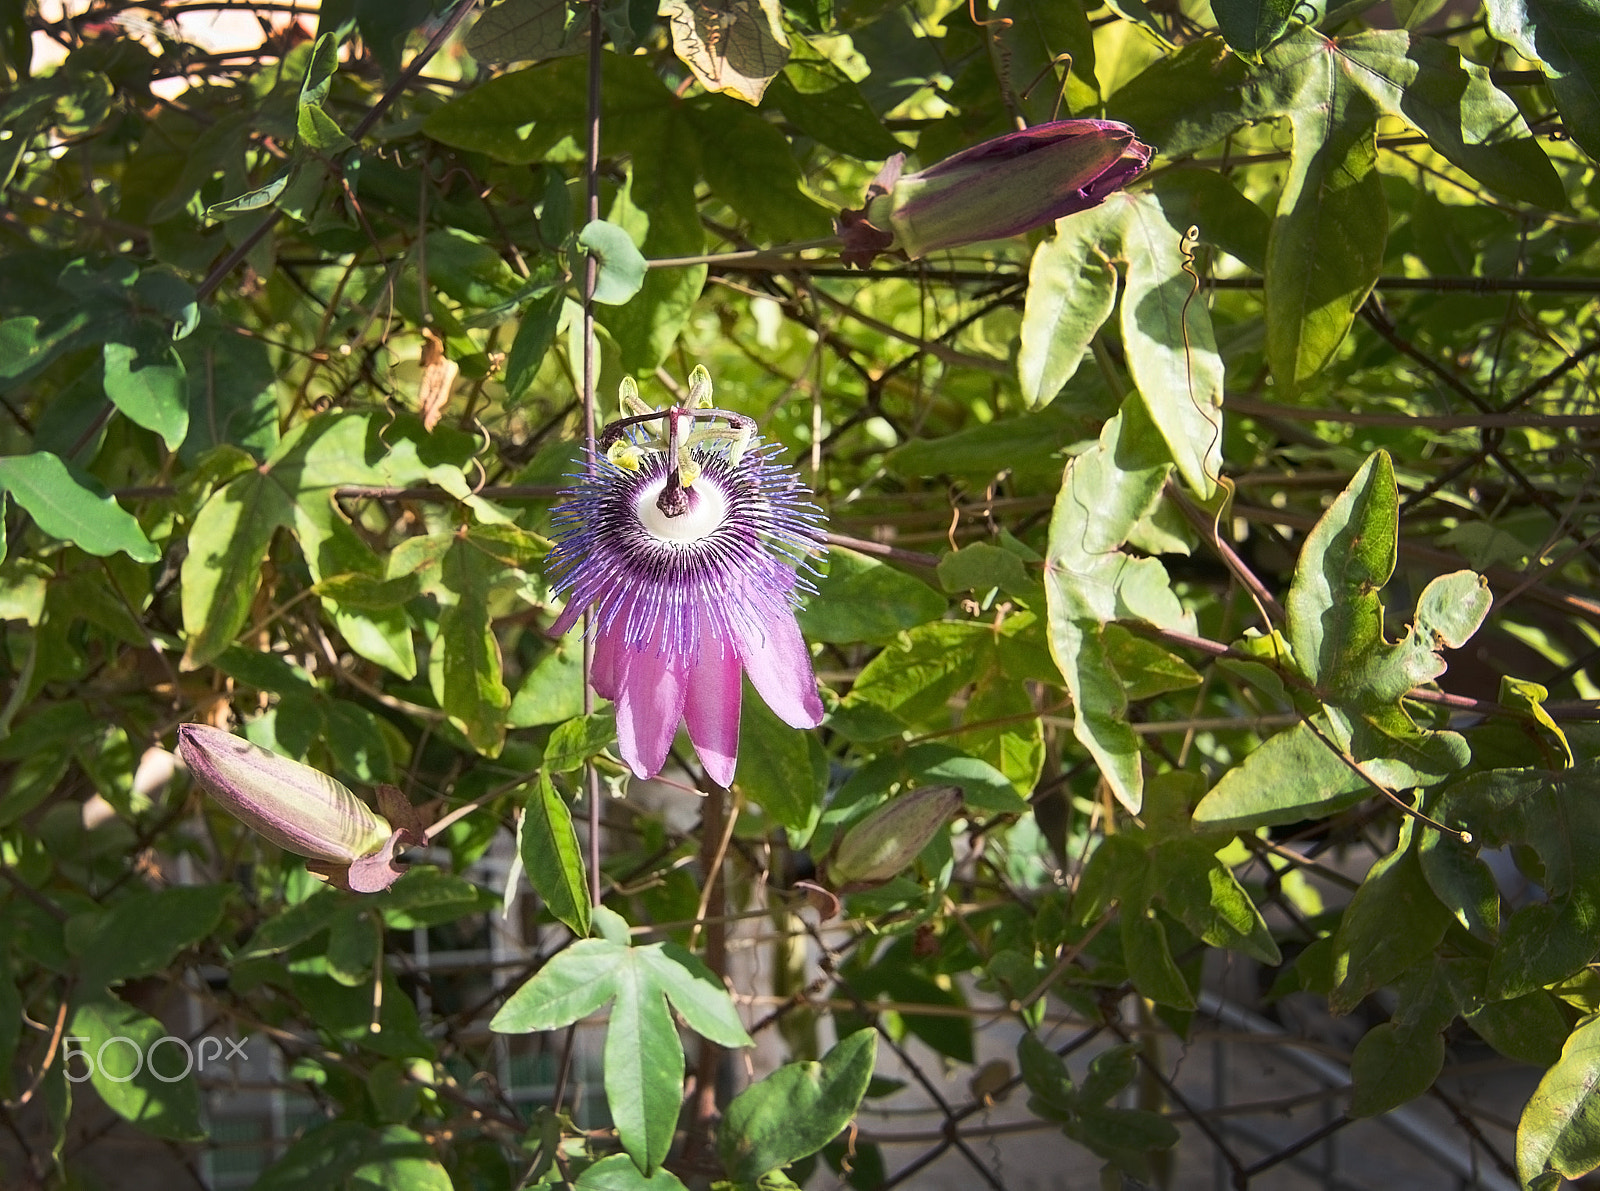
[177,313,280,462]
[504,288,565,400]
[1122,909,1195,1009]
[1438,761,1600,998]
[1337,30,1566,208]
[578,220,649,306]
[1151,171,1270,272]
[325,906,382,986]
[297,102,353,152]
[76,885,231,990]
[573,1155,690,1190]
[1287,449,1396,687]
[1466,991,1566,1067]
[1264,51,1385,396]
[719,1030,877,1181]
[239,890,345,959]
[1018,1030,1077,1116]
[252,1122,373,1191]
[597,105,704,371]
[1116,193,1225,496]
[737,690,827,836]
[692,101,832,242]
[180,469,292,668]
[297,32,341,108]
[428,533,511,755]
[1192,718,1370,829]
[376,869,496,929]
[1487,0,1600,162]
[510,628,588,727]
[765,39,902,159]
[1329,832,1453,1014]
[492,937,750,1174]
[797,548,945,643]
[1018,208,1118,409]
[0,451,158,562]
[68,996,206,1140]
[1044,393,1193,813]
[843,620,991,727]
[1147,839,1280,964]
[466,0,586,64]
[1518,1013,1600,1187]
[1417,825,1500,939]
[937,543,1029,597]
[103,328,188,451]
[348,1124,453,1190]
[1211,0,1296,55]
[205,164,292,220]
[1349,963,1454,1116]
[544,710,618,773]
[519,771,591,936]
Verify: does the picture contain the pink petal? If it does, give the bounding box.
[589,623,623,702]
[613,642,688,779]
[737,608,823,729]
[548,598,584,639]
[684,640,741,787]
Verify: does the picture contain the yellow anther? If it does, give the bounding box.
[678,458,701,487]
[607,440,644,470]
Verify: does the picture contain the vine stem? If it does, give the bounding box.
[681,782,734,1168]
[580,0,604,912]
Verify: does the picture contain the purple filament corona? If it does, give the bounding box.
[546,428,826,786]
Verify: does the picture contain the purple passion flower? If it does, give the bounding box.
[546,370,826,787]
[837,119,1153,268]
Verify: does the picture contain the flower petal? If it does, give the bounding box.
[614,641,689,779]
[737,607,823,729]
[590,621,623,702]
[685,639,741,787]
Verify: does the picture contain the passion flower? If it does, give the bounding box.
[546,368,826,786]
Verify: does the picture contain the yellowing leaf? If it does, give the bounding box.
[661,0,790,105]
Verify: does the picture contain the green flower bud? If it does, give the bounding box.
[827,785,963,887]
[177,724,393,864]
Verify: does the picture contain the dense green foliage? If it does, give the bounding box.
[3,0,1600,1187]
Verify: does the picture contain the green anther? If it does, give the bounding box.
[619,376,651,419]
[687,364,713,409]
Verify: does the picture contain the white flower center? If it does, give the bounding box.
[636,474,728,542]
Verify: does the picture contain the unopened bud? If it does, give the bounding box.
[827,785,963,886]
[177,724,393,864]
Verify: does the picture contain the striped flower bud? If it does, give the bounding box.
[826,785,963,887]
[837,120,1152,268]
[177,724,394,864]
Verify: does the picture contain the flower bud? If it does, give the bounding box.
[837,120,1153,268]
[827,785,963,886]
[177,724,394,864]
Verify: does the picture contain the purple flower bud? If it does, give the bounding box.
[177,724,395,865]
[837,120,1153,267]
[826,785,963,887]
